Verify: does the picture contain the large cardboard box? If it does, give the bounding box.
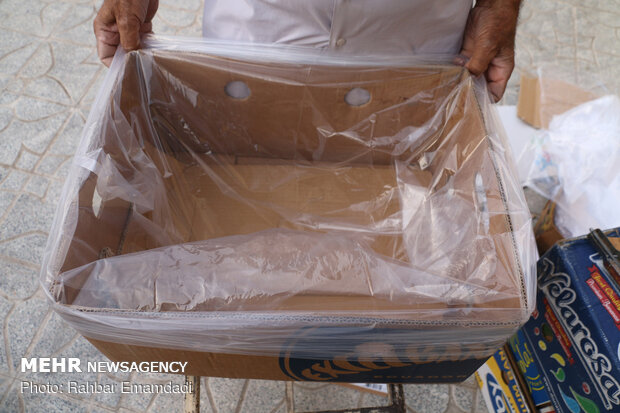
[42,41,535,382]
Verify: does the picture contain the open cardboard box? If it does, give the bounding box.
[43,43,535,382]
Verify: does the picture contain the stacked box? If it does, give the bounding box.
[520,229,620,412]
[508,330,556,412]
[475,347,533,413]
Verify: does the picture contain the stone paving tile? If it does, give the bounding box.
[452,385,476,413]
[0,169,29,191]
[0,32,39,76]
[473,390,489,413]
[502,0,620,105]
[239,380,285,413]
[6,297,50,372]
[15,151,41,172]
[35,154,68,175]
[0,234,47,268]
[359,391,389,409]
[198,377,216,413]
[207,378,247,412]
[0,0,618,412]
[294,383,362,412]
[91,373,124,411]
[0,378,23,413]
[0,261,40,301]
[28,312,78,363]
[404,384,451,413]
[0,193,57,240]
[20,390,88,413]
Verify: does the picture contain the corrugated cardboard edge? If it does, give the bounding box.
[466,71,529,314]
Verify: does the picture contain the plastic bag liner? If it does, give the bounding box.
[41,36,536,363]
[521,95,620,238]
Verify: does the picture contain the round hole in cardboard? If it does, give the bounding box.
[225,80,251,99]
[344,87,371,106]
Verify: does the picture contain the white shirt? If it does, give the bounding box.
[203,0,473,55]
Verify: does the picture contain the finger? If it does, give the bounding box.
[117,1,148,51]
[485,49,515,102]
[94,7,120,66]
[459,9,478,59]
[487,68,511,102]
[140,21,152,33]
[488,79,506,103]
[95,25,121,45]
[145,0,159,23]
[94,0,116,25]
[117,14,142,50]
[465,36,498,77]
[101,55,114,67]
[95,29,120,67]
[453,55,469,67]
[96,41,118,67]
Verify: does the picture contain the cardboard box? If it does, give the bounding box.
[534,201,565,255]
[520,228,620,412]
[477,341,557,413]
[475,346,534,413]
[44,45,534,382]
[509,330,556,412]
[517,73,596,129]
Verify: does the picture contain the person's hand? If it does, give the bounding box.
[458,0,521,102]
[93,0,159,67]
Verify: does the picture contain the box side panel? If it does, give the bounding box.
[87,337,485,383]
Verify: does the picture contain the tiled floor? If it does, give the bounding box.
[0,0,618,412]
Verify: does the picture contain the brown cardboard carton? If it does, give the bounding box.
[533,201,564,254]
[517,73,596,129]
[43,44,535,383]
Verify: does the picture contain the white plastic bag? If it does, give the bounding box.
[521,95,620,237]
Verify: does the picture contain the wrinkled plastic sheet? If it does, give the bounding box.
[41,37,537,361]
[521,95,620,238]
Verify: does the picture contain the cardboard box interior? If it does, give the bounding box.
[50,50,530,379]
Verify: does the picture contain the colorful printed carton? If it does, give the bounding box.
[475,347,532,413]
[520,228,620,413]
[509,330,556,412]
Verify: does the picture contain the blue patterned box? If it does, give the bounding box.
[521,228,620,413]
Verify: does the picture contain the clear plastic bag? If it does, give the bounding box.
[41,36,536,362]
[521,94,620,238]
